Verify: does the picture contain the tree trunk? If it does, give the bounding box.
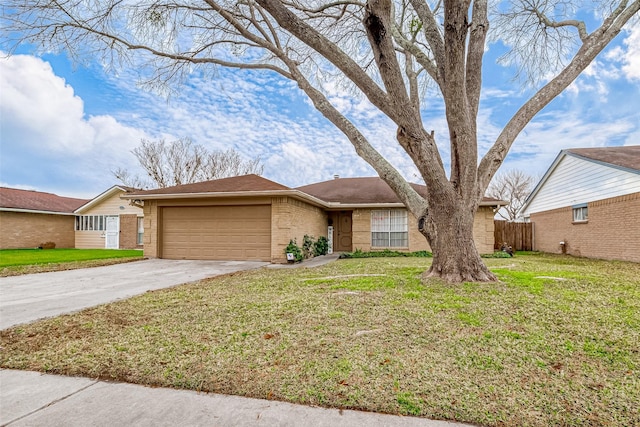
[419,202,497,283]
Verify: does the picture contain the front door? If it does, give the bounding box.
[335,211,352,252]
[105,216,119,249]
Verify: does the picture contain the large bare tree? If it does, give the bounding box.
[4,0,638,282]
[487,170,535,221]
[113,138,264,189]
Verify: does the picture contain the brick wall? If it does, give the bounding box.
[351,206,495,254]
[271,197,327,263]
[0,211,75,249]
[474,207,496,254]
[119,214,141,249]
[530,192,640,262]
[142,201,159,258]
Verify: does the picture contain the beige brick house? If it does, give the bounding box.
[520,146,640,262]
[0,187,88,249]
[125,175,503,263]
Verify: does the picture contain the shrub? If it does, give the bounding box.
[302,235,315,259]
[284,239,303,262]
[481,251,513,258]
[39,242,56,250]
[339,249,432,259]
[313,236,329,256]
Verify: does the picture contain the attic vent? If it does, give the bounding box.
[334,175,340,179]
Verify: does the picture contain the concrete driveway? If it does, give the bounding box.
[0,259,267,329]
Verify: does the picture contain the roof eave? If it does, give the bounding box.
[0,207,76,216]
[480,200,508,207]
[122,189,329,208]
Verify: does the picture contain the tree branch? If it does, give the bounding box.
[409,0,446,83]
[256,0,402,122]
[466,0,488,121]
[477,0,640,196]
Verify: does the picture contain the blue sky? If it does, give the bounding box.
[1,21,639,199]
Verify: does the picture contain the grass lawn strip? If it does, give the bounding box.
[0,249,144,277]
[1,253,638,426]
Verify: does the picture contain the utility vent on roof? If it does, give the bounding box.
[334,175,339,179]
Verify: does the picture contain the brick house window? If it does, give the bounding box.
[371,209,408,247]
[137,217,144,245]
[572,204,588,222]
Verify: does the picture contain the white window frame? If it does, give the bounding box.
[75,215,108,231]
[572,204,588,222]
[371,209,408,248]
[137,217,144,245]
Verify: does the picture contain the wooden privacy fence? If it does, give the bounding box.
[494,220,533,251]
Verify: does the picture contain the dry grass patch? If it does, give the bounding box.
[0,257,145,277]
[1,254,638,426]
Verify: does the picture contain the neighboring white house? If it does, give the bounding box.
[519,146,640,262]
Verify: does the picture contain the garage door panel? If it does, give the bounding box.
[161,205,271,261]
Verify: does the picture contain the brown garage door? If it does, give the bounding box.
[161,205,271,261]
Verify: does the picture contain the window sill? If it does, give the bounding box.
[572,220,588,224]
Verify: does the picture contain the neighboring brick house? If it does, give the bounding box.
[0,187,88,249]
[0,185,144,250]
[124,174,503,263]
[73,186,144,250]
[520,146,640,262]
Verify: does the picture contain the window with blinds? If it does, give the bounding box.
[371,209,408,248]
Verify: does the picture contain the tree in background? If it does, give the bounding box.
[6,0,638,282]
[487,170,535,221]
[113,138,263,189]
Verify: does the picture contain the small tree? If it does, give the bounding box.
[487,170,535,221]
[113,137,263,189]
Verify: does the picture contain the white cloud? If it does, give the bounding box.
[0,54,147,197]
[621,24,640,81]
[502,112,636,177]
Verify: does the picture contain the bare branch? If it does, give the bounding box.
[121,138,264,188]
[486,169,535,221]
[478,0,640,193]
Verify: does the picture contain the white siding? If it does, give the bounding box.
[80,192,141,216]
[523,155,640,215]
[75,191,142,249]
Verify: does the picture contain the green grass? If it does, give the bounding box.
[1,253,638,426]
[0,248,143,276]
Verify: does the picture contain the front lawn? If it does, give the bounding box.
[0,248,144,276]
[1,253,638,426]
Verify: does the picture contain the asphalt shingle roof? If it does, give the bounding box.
[128,174,291,196]
[567,146,640,172]
[298,177,503,205]
[0,187,89,213]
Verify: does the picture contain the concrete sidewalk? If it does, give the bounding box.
[1,370,472,427]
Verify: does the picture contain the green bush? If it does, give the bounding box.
[481,251,514,258]
[313,236,329,256]
[339,249,432,259]
[285,239,303,262]
[302,235,315,259]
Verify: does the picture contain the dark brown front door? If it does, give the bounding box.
[335,211,352,252]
